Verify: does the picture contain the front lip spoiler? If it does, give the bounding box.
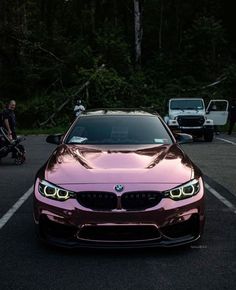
[36,224,201,249]
[76,223,161,243]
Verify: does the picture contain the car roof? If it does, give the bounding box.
[169,98,203,101]
[82,108,160,117]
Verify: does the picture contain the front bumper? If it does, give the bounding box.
[169,126,214,138]
[33,180,205,248]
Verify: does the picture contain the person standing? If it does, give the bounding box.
[228,99,236,135]
[74,99,85,117]
[2,100,17,140]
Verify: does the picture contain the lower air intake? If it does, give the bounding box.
[78,225,160,241]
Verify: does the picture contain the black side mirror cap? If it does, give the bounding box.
[46,134,63,145]
[175,133,193,144]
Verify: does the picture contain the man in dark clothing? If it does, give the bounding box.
[228,100,236,135]
[2,100,17,140]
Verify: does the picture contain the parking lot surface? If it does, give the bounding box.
[0,134,235,290]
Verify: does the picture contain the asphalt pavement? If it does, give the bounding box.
[0,134,235,290]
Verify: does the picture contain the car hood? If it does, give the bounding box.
[169,109,205,120]
[44,144,194,185]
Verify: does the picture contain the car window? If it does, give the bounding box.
[65,115,173,145]
[208,101,228,111]
[170,100,204,110]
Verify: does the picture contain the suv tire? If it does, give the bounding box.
[203,130,214,142]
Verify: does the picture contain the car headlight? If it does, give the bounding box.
[38,180,75,201]
[164,179,200,200]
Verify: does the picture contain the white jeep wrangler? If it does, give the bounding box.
[164,98,228,142]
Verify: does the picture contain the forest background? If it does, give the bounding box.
[0,0,235,129]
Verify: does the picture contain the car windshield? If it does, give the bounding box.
[170,100,204,110]
[65,115,173,145]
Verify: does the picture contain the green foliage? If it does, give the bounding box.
[88,67,128,108]
[220,64,236,99]
[0,0,235,129]
[95,28,132,75]
[16,93,72,129]
[182,16,227,80]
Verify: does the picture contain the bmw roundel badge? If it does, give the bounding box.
[114,184,124,192]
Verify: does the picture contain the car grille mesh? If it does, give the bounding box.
[177,115,205,127]
[77,192,117,210]
[121,191,162,210]
[77,191,162,210]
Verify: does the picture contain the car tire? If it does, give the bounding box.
[204,130,214,142]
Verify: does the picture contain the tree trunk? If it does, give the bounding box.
[134,0,142,66]
[113,0,118,27]
[159,0,164,51]
[22,2,28,37]
[175,0,182,49]
[90,0,96,35]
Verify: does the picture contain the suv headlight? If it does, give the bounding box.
[164,179,200,200]
[38,180,75,201]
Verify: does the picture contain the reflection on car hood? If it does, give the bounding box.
[45,144,194,185]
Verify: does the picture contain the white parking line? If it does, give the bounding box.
[0,185,33,230]
[205,183,236,214]
[216,137,236,145]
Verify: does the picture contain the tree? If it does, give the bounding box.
[133,0,143,66]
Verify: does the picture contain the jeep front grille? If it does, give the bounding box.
[177,116,205,127]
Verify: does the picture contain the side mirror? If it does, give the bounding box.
[46,134,63,145]
[175,133,193,144]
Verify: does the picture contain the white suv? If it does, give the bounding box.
[164,98,228,142]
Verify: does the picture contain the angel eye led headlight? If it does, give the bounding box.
[38,180,75,201]
[165,179,200,200]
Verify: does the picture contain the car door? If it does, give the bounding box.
[206,99,229,125]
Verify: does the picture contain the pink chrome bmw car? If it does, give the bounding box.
[33,109,205,248]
